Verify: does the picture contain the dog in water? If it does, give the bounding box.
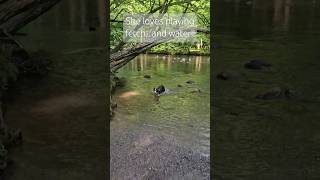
[152,85,165,102]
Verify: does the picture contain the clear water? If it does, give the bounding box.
[16,0,106,53]
[213,0,320,179]
[112,54,210,156]
[5,1,107,179]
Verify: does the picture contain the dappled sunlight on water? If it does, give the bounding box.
[119,91,141,99]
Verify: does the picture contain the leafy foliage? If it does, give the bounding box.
[110,0,210,54]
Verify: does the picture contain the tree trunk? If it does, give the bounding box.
[0,0,61,33]
[110,42,162,72]
[0,0,61,69]
[0,0,60,150]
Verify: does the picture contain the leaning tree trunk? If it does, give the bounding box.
[0,0,60,146]
[110,28,210,73]
[0,0,61,68]
[0,0,61,33]
[110,41,162,73]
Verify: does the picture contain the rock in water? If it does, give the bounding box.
[256,87,298,100]
[244,60,272,70]
[89,27,96,31]
[190,88,201,93]
[216,72,229,80]
[186,80,195,84]
[153,85,165,96]
[256,87,282,100]
[216,70,244,80]
[284,89,297,99]
[144,75,151,78]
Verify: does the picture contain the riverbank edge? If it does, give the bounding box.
[146,51,210,56]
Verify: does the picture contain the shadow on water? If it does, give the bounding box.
[4,0,107,179]
[214,0,320,179]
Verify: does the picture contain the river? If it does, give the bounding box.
[213,0,320,179]
[111,54,210,179]
[5,0,107,179]
[4,0,320,179]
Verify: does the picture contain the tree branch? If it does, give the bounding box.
[0,0,61,33]
[110,27,210,72]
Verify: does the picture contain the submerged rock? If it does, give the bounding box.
[256,87,297,100]
[144,75,151,79]
[89,27,96,31]
[284,89,297,99]
[244,60,272,70]
[216,71,243,80]
[186,80,195,84]
[256,87,282,100]
[216,72,229,80]
[190,88,201,93]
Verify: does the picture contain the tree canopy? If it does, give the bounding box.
[109,0,210,72]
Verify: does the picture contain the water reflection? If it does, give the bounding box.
[122,54,209,74]
[17,0,106,53]
[214,0,320,179]
[27,0,106,31]
[215,0,320,38]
